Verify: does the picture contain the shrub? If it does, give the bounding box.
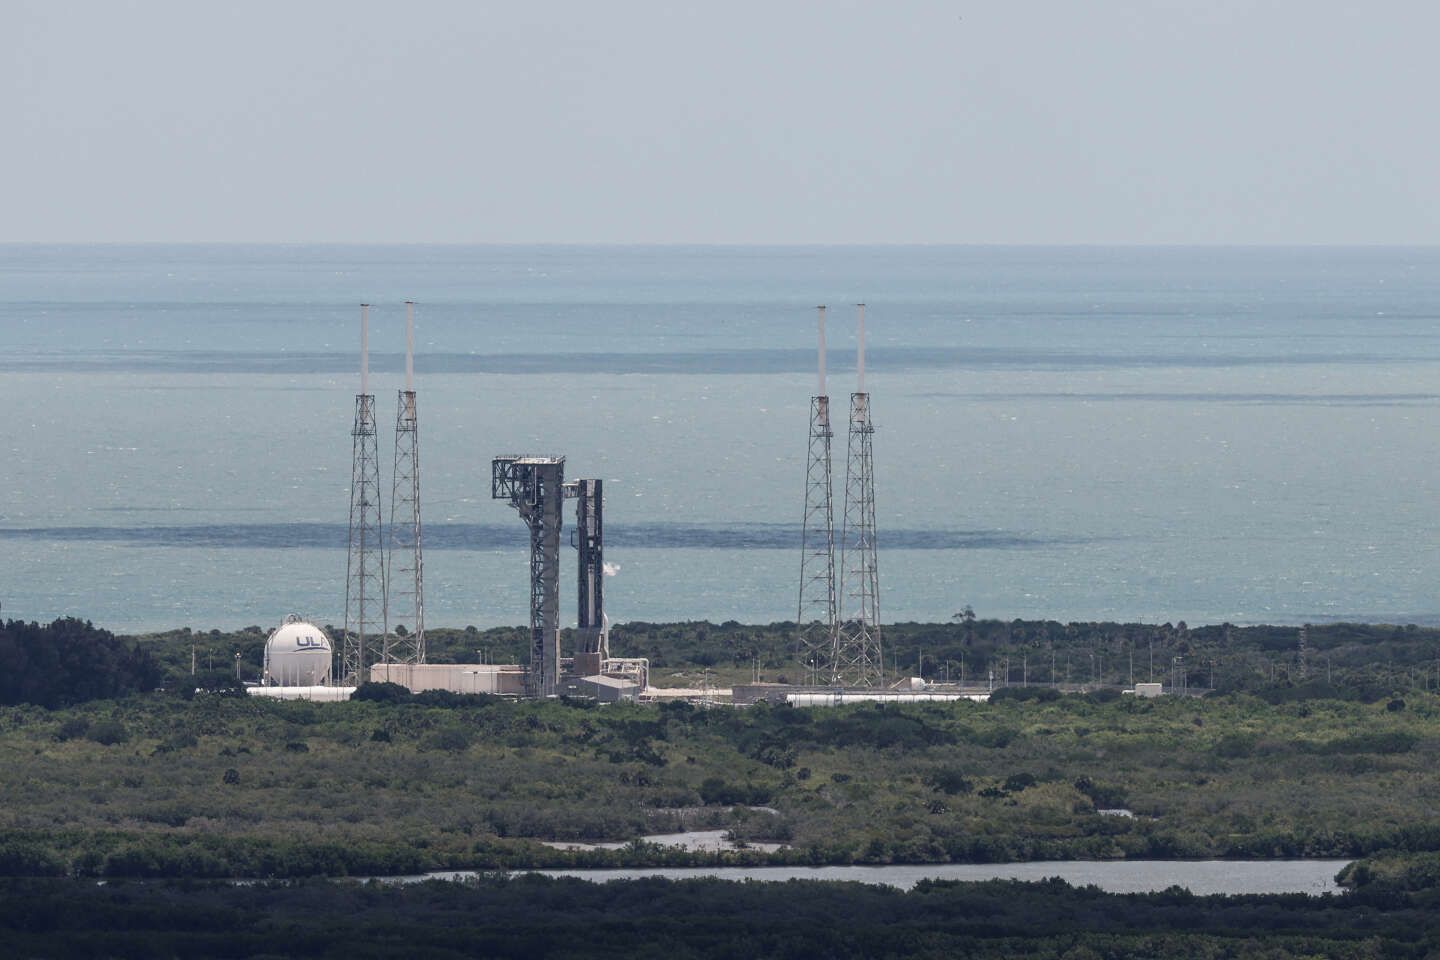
[699,777,772,805]
[925,767,974,795]
[1318,731,1418,755]
[1003,772,1038,793]
[352,682,411,703]
[990,686,1061,703]
[85,720,129,746]
[423,726,473,752]
[1213,733,1255,759]
[55,717,90,741]
[1074,777,1128,809]
[152,731,198,755]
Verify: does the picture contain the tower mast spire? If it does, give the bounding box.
[797,306,838,683]
[835,303,882,687]
[343,304,387,685]
[386,300,425,671]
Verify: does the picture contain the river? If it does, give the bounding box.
[409,859,1350,896]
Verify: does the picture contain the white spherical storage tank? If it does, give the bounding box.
[263,615,333,687]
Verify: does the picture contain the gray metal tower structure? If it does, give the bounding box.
[565,478,607,675]
[343,304,387,686]
[835,304,882,687]
[386,301,425,667]
[493,455,566,697]
[797,305,838,683]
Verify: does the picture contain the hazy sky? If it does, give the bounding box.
[4,1,1438,244]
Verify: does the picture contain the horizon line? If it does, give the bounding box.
[3,240,1440,250]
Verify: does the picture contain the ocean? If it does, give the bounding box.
[2,244,1439,634]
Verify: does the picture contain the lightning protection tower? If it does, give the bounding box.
[835,304,882,687]
[797,305,838,683]
[343,304,387,686]
[386,301,425,668]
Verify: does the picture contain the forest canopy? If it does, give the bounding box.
[0,618,160,708]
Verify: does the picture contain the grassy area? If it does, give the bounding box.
[1,687,1437,878]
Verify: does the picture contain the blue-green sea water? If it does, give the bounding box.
[3,244,1439,633]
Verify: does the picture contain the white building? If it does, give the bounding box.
[369,662,527,695]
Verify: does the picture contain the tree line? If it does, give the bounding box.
[1,867,1439,959]
[0,618,160,708]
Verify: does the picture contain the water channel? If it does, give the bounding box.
[410,859,1351,896]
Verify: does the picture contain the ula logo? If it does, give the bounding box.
[296,636,325,649]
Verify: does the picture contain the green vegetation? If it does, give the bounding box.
[125,618,1440,696]
[1339,849,1440,894]
[1,617,1437,884]
[0,618,161,707]
[3,869,1440,959]
[1,686,1438,878]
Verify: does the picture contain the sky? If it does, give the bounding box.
[3,1,1438,244]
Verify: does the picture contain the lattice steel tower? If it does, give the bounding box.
[835,304,882,687]
[386,301,425,667]
[797,305,838,683]
[493,455,566,697]
[343,304,388,686]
